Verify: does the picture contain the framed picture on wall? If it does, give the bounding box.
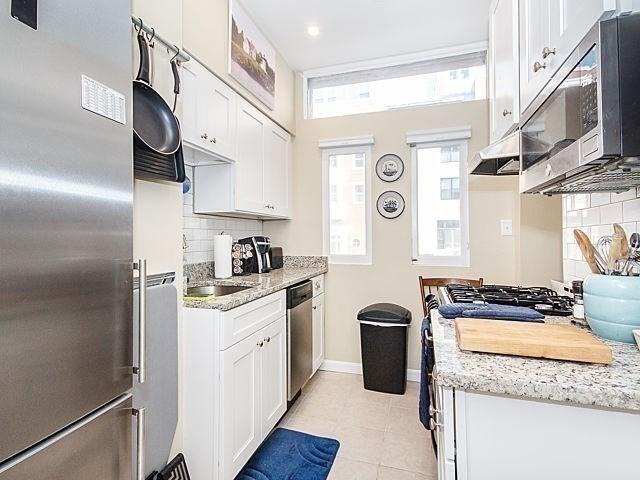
[375,154,404,182]
[229,0,276,109]
[377,191,405,219]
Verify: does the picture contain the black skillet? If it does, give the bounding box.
[133,28,181,155]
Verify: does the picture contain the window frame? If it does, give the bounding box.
[322,144,373,265]
[303,43,488,120]
[411,138,470,267]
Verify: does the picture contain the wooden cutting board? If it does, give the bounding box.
[454,318,613,365]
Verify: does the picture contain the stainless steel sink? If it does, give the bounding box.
[186,285,252,297]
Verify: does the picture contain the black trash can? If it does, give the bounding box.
[357,303,412,394]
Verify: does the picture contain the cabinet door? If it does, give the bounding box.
[312,294,325,374]
[263,123,290,217]
[519,0,551,111]
[260,317,287,435]
[202,75,237,161]
[220,331,262,480]
[490,0,519,142]
[548,1,612,72]
[236,100,266,214]
[181,63,200,148]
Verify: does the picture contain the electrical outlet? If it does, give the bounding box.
[501,219,513,236]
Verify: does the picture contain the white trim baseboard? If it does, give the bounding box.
[320,359,420,383]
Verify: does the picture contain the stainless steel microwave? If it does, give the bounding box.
[519,13,640,195]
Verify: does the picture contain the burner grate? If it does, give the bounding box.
[446,284,573,316]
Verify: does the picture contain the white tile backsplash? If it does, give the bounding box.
[599,202,623,224]
[182,165,263,265]
[563,189,640,283]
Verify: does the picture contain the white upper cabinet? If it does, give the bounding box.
[236,99,267,213]
[193,98,292,219]
[519,0,615,112]
[548,0,617,70]
[519,0,552,112]
[263,123,291,218]
[489,0,520,142]
[182,59,237,162]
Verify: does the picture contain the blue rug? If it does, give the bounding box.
[236,428,340,480]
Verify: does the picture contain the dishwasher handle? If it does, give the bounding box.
[286,280,313,309]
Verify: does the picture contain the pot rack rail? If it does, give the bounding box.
[131,16,191,63]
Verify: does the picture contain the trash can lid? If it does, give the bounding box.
[357,303,412,325]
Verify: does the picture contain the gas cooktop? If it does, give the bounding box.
[445,284,574,316]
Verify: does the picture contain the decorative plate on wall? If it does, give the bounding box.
[376,154,404,182]
[377,191,405,219]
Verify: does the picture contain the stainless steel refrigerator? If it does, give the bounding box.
[0,1,140,478]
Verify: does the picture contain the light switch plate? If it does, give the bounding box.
[500,219,513,236]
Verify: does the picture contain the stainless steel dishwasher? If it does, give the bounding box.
[287,281,313,401]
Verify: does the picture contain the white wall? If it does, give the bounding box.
[563,189,640,283]
[182,0,296,133]
[131,0,186,459]
[265,78,563,370]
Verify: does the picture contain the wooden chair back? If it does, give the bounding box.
[418,276,484,317]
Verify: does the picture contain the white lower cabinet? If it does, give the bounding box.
[183,291,287,480]
[311,274,325,374]
[442,388,640,480]
[312,294,325,374]
[260,317,287,434]
[220,330,262,479]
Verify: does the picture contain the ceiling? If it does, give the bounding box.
[240,0,493,72]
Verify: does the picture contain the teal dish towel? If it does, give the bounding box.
[583,274,640,343]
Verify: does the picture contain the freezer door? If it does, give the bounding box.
[0,395,133,480]
[0,0,133,462]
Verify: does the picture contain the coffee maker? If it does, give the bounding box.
[238,236,272,273]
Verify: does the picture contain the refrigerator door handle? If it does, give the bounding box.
[132,407,146,480]
[134,259,147,384]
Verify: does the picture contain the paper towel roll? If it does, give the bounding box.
[214,234,233,278]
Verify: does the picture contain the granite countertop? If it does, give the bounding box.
[183,260,327,311]
[432,310,640,411]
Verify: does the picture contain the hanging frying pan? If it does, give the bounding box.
[133,26,181,155]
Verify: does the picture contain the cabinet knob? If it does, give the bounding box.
[257,340,264,347]
[265,336,271,343]
[210,137,217,144]
[502,109,512,117]
[541,46,556,59]
[533,61,546,73]
[429,405,441,416]
[313,306,317,310]
[201,133,209,140]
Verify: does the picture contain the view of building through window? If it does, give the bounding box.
[308,55,486,119]
[414,141,467,261]
[326,150,369,258]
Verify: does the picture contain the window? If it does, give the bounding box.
[353,153,365,168]
[440,145,461,163]
[330,184,338,202]
[353,183,365,204]
[307,50,486,119]
[440,177,460,200]
[437,220,460,249]
[322,143,372,264]
[411,133,469,266]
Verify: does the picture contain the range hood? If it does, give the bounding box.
[469,130,519,176]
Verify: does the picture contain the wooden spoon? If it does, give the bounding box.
[609,233,624,274]
[574,229,602,274]
[613,224,629,258]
